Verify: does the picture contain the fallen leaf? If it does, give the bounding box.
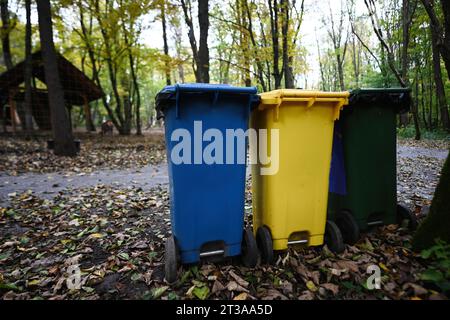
[151,286,169,299]
[193,286,209,300]
[212,280,225,294]
[321,283,339,295]
[226,281,249,293]
[262,289,288,300]
[298,290,315,300]
[233,292,248,300]
[306,281,318,292]
[229,271,249,287]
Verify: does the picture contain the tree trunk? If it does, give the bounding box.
[1,0,13,70]
[268,0,282,89]
[421,0,450,80]
[24,0,33,133]
[127,40,141,135]
[399,0,411,126]
[351,34,360,88]
[337,54,345,91]
[442,0,450,79]
[78,1,121,133]
[237,0,251,87]
[180,0,202,82]
[198,0,209,83]
[96,1,125,133]
[174,26,185,83]
[161,0,171,85]
[123,95,132,135]
[413,154,450,251]
[412,2,450,254]
[37,0,76,156]
[244,0,266,91]
[281,0,294,88]
[431,19,450,131]
[429,66,433,129]
[420,74,429,130]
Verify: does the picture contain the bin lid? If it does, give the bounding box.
[155,83,259,118]
[159,83,258,95]
[349,88,411,114]
[258,89,350,121]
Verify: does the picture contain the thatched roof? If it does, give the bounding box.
[0,50,103,105]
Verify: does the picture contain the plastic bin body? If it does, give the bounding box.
[251,90,349,251]
[156,84,258,264]
[328,88,411,231]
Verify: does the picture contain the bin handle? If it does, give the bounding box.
[265,96,347,122]
[306,97,316,108]
[332,99,347,121]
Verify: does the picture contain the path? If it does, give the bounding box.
[0,164,168,206]
[0,144,448,206]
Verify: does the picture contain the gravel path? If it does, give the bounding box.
[0,164,168,206]
[397,145,448,160]
[0,144,448,207]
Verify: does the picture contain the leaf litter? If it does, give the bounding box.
[0,137,448,300]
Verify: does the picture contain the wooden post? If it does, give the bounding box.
[83,94,95,132]
[1,102,6,133]
[67,104,73,132]
[8,90,17,133]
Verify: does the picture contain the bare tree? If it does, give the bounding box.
[365,0,406,87]
[315,29,326,91]
[78,0,121,133]
[37,0,77,156]
[268,0,282,89]
[421,0,450,80]
[280,0,293,88]
[180,0,210,83]
[243,0,267,90]
[173,24,186,83]
[364,0,421,140]
[325,0,348,91]
[161,0,171,85]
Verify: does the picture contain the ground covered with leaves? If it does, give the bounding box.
[0,131,166,175]
[0,137,448,300]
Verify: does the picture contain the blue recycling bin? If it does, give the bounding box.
[156,84,260,283]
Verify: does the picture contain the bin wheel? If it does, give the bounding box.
[335,210,360,245]
[256,226,274,264]
[241,228,258,268]
[164,236,179,284]
[324,220,345,254]
[396,204,418,230]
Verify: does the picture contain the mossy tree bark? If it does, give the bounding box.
[412,154,450,251]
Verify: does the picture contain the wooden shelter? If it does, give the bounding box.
[0,50,102,132]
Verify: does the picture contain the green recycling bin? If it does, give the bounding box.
[328,88,418,243]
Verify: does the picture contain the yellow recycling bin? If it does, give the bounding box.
[251,90,349,263]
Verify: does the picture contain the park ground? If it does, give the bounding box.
[0,131,449,300]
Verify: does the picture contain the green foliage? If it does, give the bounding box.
[419,240,450,293]
[397,126,450,140]
[2,0,450,133]
[397,126,417,139]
